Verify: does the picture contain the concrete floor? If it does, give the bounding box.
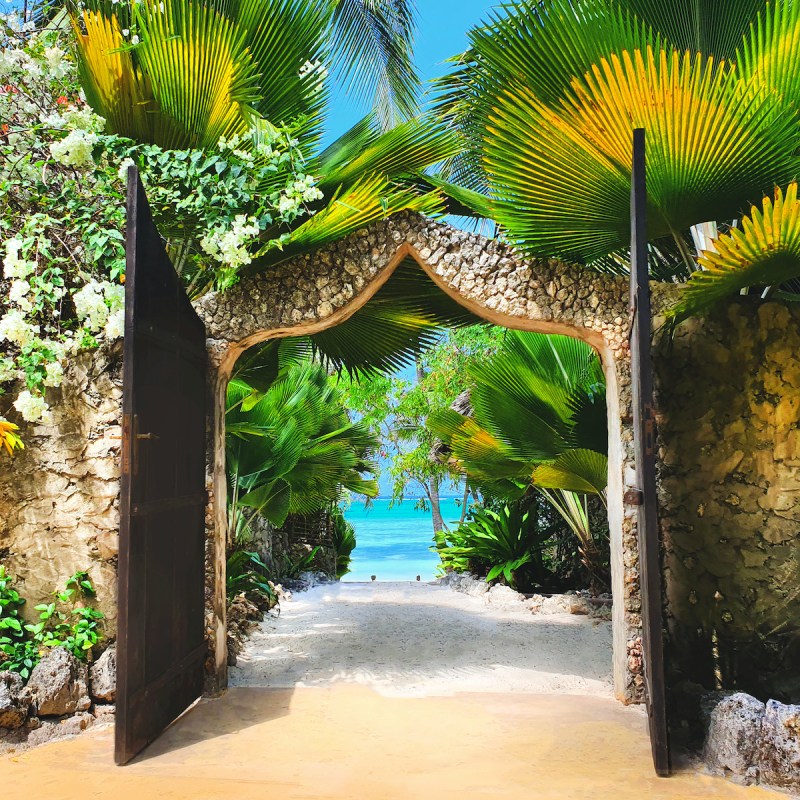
[0,687,782,799]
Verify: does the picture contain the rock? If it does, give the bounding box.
[757,700,800,791]
[89,645,116,702]
[540,594,593,615]
[703,692,765,783]
[0,671,31,729]
[93,703,115,723]
[27,648,91,717]
[26,711,93,748]
[485,583,528,611]
[439,572,489,597]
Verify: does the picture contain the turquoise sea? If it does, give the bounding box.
[342,497,464,582]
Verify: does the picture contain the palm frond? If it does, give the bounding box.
[329,0,420,127]
[485,46,798,263]
[671,182,800,323]
[533,448,608,495]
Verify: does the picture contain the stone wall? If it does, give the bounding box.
[0,346,122,634]
[655,301,800,703]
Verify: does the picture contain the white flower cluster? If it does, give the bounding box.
[50,129,99,167]
[73,280,125,339]
[200,214,261,270]
[0,308,39,348]
[3,239,35,279]
[13,391,51,424]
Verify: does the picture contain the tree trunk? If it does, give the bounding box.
[459,482,469,524]
[429,474,445,534]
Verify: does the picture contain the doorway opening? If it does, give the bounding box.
[219,253,623,702]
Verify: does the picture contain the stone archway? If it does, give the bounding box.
[196,212,643,703]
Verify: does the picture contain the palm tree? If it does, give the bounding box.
[428,330,608,581]
[436,0,800,317]
[226,356,380,542]
[70,0,454,290]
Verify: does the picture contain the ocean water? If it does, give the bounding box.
[342,497,464,582]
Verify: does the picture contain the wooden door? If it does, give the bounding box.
[116,167,208,765]
[630,129,671,777]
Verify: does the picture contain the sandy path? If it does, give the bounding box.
[230,581,613,697]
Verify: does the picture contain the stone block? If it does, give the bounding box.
[703,692,765,783]
[27,647,91,717]
[757,700,800,792]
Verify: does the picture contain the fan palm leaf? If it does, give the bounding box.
[428,331,608,496]
[437,0,800,293]
[671,183,800,323]
[226,360,379,528]
[485,46,798,263]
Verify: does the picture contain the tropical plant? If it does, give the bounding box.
[0,566,26,642]
[439,504,552,590]
[281,546,323,580]
[69,0,454,290]
[338,326,505,533]
[428,331,608,582]
[0,568,105,679]
[436,0,800,315]
[226,549,277,604]
[226,358,380,539]
[330,507,357,579]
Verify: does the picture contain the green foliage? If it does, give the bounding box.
[281,546,322,580]
[428,331,608,499]
[0,568,105,681]
[226,549,276,604]
[338,325,506,521]
[436,0,800,314]
[226,356,380,537]
[440,504,552,590]
[330,507,357,579]
[428,331,609,585]
[69,0,453,280]
[0,565,26,642]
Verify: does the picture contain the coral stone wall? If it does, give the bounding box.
[0,346,122,633]
[655,301,800,703]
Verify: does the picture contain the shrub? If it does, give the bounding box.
[440,504,553,591]
[0,568,104,681]
[331,508,357,579]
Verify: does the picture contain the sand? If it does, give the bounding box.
[230,580,614,697]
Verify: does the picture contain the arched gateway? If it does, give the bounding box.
[193,211,644,706]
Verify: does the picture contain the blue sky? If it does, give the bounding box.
[324,0,495,143]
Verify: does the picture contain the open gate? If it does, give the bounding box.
[116,167,208,765]
[630,129,671,776]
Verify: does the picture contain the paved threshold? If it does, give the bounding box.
[0,687,780,799]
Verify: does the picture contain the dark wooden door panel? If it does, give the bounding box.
[630,128,671,777]
[116,167,208,765]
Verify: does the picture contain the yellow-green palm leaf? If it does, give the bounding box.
[671,182,800,322]
[739,0,800,116]
[277,173,445,254]
[73,0,260,149]
[485,45,798,263]
[72,10,164,143]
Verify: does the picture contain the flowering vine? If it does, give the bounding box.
[1,12,322,449]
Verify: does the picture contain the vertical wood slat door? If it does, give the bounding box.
[630,129,671,777]
[116,167,208,765]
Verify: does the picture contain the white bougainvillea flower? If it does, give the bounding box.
[0,310,40,348]
[49,129,98,167]
[13,391,51,424]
